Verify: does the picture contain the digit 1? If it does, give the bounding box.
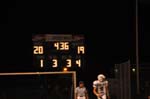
[40,59,44,68]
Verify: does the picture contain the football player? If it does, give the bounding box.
[93,74,110,99]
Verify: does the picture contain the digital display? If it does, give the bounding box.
[32,34,85,71]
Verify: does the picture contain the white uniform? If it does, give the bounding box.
[75,87,87,99]
[93,80,108,99]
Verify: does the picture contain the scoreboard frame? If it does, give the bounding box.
[32,34,85,71]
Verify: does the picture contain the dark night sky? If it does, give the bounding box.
[0,1,150,98]
[0,0,150,76]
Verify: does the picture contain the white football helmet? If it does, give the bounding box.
[97,74,106,80]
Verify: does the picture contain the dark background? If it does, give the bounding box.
[0,0,150,98]
[1,0,134,72]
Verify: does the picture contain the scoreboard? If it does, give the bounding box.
[32,34,85,71]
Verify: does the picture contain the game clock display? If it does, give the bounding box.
[32,34,85,71]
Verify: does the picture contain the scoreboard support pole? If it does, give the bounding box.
[0,71,77,99]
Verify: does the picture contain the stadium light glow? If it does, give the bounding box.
[63,67,68,72]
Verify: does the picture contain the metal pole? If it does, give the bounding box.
[73,72,77,99]
[135,0,140,95]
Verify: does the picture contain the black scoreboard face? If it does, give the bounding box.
[32,34,85,71]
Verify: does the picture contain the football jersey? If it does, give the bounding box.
[93,80,108,95]
[75,87,87,97]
